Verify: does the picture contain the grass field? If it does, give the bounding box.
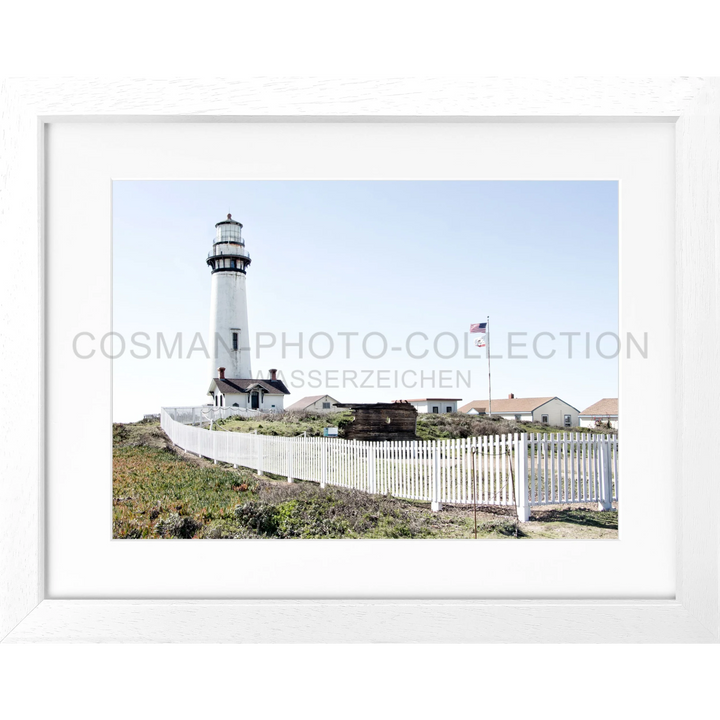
[113,420,618,540]
[213,409,615,440]
[213,409,355,437]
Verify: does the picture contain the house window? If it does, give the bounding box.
[564,414,572,427]
[232,332,238,350]
[432,406,439,413]
[232,403,239,407]
[515,414,521,421]
[541,414,549,424]
[446,406,452,413]
[322,402,331,409]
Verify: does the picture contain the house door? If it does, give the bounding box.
[251,392,260,410]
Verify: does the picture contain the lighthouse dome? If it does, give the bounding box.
[215,212,243,228]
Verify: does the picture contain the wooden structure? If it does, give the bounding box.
[335,402,418,441]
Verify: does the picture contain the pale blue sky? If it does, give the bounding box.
[113,180,618,421]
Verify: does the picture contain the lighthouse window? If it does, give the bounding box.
[232,332,238,350]
[231,259,236,269]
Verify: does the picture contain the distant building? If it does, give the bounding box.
[285,394,341,413]
[578,398,618,429]
[208,367,290,412]
[403,398,462,414]
[458,394,580,427]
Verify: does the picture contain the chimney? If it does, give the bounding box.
[508,393,514,399]
[269,368,277,381]
[218,367,225,380]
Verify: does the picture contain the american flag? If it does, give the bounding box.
[470,322,487,334]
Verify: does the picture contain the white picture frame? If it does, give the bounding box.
[1,78,717,643]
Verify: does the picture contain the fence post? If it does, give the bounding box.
[368,445,376,494]
[431,441,442,512]
[256,432,263,476]
[613,434,619,502]
[212,427,217,464]
[598,437,613,511]
[288,437,295,483]
[515,433,530,522]
[320,439,327,489]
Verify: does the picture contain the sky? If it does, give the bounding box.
[112,180,618,422]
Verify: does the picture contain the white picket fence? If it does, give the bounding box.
[161,407,618,519]
[167,405,265,426]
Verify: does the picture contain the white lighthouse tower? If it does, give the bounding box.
[207,213,252,380]
[206,213,290,411]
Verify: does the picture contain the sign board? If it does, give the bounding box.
[323,427,339,437]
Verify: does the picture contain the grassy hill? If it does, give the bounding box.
[213,409,355,437]
[213,409,615,440]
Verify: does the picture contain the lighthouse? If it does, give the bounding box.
[207,213,252,380]
[206,213,290,411]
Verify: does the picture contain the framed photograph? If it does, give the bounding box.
[114,177,622,541]
[1,78,718,642]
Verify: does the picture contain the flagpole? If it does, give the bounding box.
[487,315,492,417]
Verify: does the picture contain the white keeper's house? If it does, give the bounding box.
[403,398,462,414]
[285,394,341,412]
[208,368,290,411]
[578,398,618,429]
[204,212,289,411]
[458,394,580,427]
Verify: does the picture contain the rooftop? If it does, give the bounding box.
[336,402,417,410]
[459,397,557,413]
[403,398,463,402]
[209,377,290,395]
[579,398,618,416]
[285,395,338,411]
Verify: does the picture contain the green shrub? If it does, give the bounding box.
[154,513,202,539]
[234,501,281,536]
